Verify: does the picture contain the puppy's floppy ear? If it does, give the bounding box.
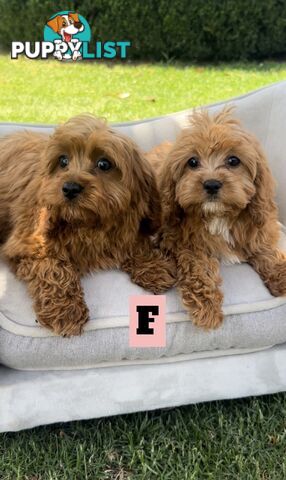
[247,140,277,227]
[133,148,162,235]
[146,140,183,232]
[69,13,80,23]
[108,130,162,234]
[47,16,60,34]
[159,160,183,230]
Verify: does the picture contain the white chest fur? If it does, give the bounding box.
[206,217,242,265]
[207,217,234,245]
[220,252,242,265]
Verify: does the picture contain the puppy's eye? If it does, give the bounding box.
[227,156,241,167]
[188,157,200,169]
[96,158,113,171]
[59,155,69,168]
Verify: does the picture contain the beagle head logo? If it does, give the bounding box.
[47,13,84,42]
[44,11,91,61]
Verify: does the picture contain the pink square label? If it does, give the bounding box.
[129,295,166,348]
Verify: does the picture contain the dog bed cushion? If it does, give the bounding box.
[0,227,286,370]
[1,80,286,372]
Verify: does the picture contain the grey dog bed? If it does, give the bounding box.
[1,253,286,370]
[1,80,286,432]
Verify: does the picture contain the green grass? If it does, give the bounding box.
[1,394,286,480]
[0,56,286,123]
[1,56,286,479]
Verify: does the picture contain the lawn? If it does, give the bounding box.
[1,55,286,479]
[0,56,286,124]
[1,395,286,480]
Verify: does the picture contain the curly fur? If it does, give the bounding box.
[0,115,175,336]
[147,107,286,329]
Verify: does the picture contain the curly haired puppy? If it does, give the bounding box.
[0,115,175,336]
[147,107,286,329]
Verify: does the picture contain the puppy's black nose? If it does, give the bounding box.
[74,21,82,29]
[203,179,223,195]
[62,182,84,199]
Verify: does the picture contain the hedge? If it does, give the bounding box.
[1,0,286,61]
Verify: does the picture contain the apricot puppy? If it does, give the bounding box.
[148,107,286,329]
[0,115,175,336]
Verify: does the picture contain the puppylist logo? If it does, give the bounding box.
[11,11,131,61]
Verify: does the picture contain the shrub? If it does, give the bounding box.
[1,0,286,61]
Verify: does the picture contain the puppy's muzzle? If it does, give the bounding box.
[203,179,222,196]
[62,182,84,200]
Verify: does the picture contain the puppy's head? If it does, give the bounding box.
[41,114,161,232]
[47,13,84,40]
[161,107,275,226]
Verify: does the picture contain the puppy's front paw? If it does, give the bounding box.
[142,257,176,294]
[192,300,224,330]
[180,283,224,329]
[126,254,176,294]
[53,50,63,61]
[35,297,89,337]
[72,50,82,61]
[265,261,286,297]
[149,256,177,294]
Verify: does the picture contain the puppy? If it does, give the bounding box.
[0,115,175,336]
[47,13,84,42]
[47,12,84,60]
[147,107,286,329]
